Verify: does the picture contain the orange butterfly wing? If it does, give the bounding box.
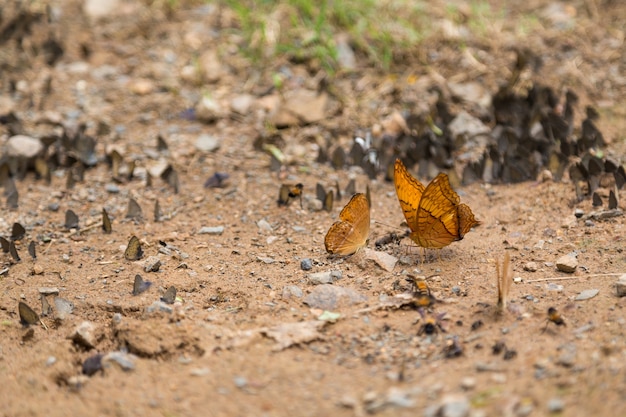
[394,159,425,232]
[324,193,370,256]
[393,160,480,249]
[414,173,463,248]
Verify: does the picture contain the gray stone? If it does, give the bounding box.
[7,135,43,158]
[38,287,60,296]
[524,262,538,272]
[438,393,470,417]
[308,270,342,285]
[282,285,303,299]
[54,297,74,320]
[198,226,224,235]
[195,134,221,152]
[547,397,565,413]
[575,288,599,301]
[143,256,161,272]
[256,219,273,232]
[300,258,312,271]
[102,351,136,371]
[303,284,367,310]
[70,321,98,349]
[556,252,577,273]
[230,94,255,114]
[146,300,173,314]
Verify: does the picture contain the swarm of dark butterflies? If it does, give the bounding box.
[308,49,622,206]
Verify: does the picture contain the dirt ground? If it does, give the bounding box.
[1,1,626,416]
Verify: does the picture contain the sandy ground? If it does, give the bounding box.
[1,1,626,416]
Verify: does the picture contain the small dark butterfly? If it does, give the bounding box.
[66,169,76,189]
[9,240,20,262]
[157,134,169,152]
[124,235,144,261]
[316,183,326,203]
[146,173,153,187]
[204,172,229,188]
[592,192,602,207]
[323,189,334,212]
[161,286,177,304]
[609,189,618,210]
[18,301,39,326]
[154,200,162,222]
[109,150,123,179]
[133,274,152,296]
[161,166,180,194]
[65,209,79,229]
[5,178,19,209]
[0,237,9,253]
[331,146,346,169]
[615,165,626,190]
[366,184,371,208]
[11,222,25,240]
[344,179,356,198]
[82,354,104,376]
[28,241,36,259]
[126,198,142,221]
[102,208,112,234]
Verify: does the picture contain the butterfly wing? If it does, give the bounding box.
[414,173,461,248]
[394,159,425,233]
[457,203,480,238]
[324,193,370,255]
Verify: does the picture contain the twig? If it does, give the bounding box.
[526,273,622,283]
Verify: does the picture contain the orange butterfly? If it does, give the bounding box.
[324,193,370,256]
[394,159,480,249]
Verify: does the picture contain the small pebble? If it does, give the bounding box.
[523,262,538,272]
[257,219,273,232]
[584,219,594,227]
[547,398,564,413]
[460,377,476,390]
[300,258,312,271]
[105,183,120,193]
[308,270,342,285]
[615,274,626,297]
[282,285,303,299]
[71,321,98,349]
[46,356,57,367]
[233,376,248,388]
[103,351,136,371]
[198,226,224,235]
[574,209,584,218]
[438,394,470,417]
[38,287,60,295]
[146,300,173,314]
[575,288,599,301]
[143,256,161,272]
[48,202,60,212]
[451,286,461,295]
[556,252,577,273]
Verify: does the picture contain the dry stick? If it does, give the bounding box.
[526,273,623,283]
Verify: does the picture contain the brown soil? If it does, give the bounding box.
[1,1,626,416]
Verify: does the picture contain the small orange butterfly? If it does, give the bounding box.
[394,159,480,249]
[324,193,370,256]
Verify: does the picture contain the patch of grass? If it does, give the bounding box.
[220,0,427,72]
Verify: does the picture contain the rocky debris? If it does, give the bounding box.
[195,134,221,153]
[6,135,43,158]
[143,256,161,273]
[70,321,99,350]
[556,253,578,273]
[300,258,312,271]
[307,270,342,285]
[282,285,303,299]
[303,284,367,310]
[363,248,398,272]
[523,262,538,272]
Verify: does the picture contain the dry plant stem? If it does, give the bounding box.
[526,273,622,283]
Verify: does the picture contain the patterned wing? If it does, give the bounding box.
[324,193,370,256]
[413,173,461,248]
[394,159,425,233]
[457,203,480,238]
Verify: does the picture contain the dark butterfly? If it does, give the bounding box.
[609,189,618,210]
[124,235,144,261]
[102,208,112,234]
[83,353,104,376]
[161,165,180,194]
[315,183,334,212]
[5,178,18,209]
[28,241,36,259]
[592,192,602,207]
[204,172,229,188]
[154,200,162,222]
[0,237,9,253]
[18,301,39,326]
[161,286,177,304]
[344,179,356,198]
[9,240,20,262]
[133,274,152,296]
[11,222,25,240]
[126,198,142,221]
[65,209,79,229]
[157,134,169,152]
